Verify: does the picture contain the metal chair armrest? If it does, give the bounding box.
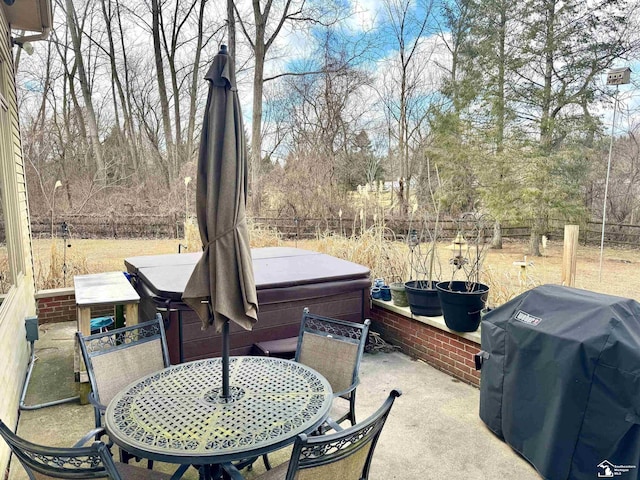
[88,392,107,413]
[73,428,106,447]
[323,417,344,432]
[221,462,246,480]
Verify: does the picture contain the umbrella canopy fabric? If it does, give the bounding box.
[182,47,258,333]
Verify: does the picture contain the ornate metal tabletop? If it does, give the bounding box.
[104,356,332,466]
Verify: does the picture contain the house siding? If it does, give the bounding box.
[0,5,37,475]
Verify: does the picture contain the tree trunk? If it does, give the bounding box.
[65,0,105,182]
[398,62,408,214]
[495,4,506,153]
[239,0,304,214]
[115,0,139,173]
[530,230,541,256]
[186,0,207,163]
[35,39,53,132]
[539,0,555,154]
[227,0,236,60]
[151,0,174,185]
[530,216,543,256]
[491,220,503,249]
[250,31,266,214]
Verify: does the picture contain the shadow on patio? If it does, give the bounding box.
[9,321,539,480]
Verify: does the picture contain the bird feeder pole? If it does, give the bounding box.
[599,67,631,282]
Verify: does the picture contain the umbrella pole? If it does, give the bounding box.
[222,319,230,399]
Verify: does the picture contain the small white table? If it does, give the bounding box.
[74,272,140,396]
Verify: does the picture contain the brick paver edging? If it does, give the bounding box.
[369,299,481,387]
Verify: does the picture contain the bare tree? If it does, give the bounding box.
[265,29,372,218]
[380,0,437,213]
[61,0,106,182]
[185,0,210,162]
[234,0,340,213]
[151,0,175,184]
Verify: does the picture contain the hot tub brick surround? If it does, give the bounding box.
[369,303,481,387]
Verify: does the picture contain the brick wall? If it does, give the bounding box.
[35,288,113,324]
[369,304,481,387]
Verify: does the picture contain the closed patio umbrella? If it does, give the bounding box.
[182,45,258,399]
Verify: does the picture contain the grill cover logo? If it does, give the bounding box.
[514,310,541,326]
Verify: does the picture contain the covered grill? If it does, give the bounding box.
[125,247,370,364]
[477,284,640,480]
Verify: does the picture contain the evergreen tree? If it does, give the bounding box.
[513,0,636,254]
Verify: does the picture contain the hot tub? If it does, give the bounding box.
[124,247,371,364]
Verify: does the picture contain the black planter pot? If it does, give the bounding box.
[404,280,442,317]
[435,281,489,332]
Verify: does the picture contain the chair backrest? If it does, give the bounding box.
[0,420,120,479]
[295,310,371,396]
[286,389,401,480]
[77,317,170,407]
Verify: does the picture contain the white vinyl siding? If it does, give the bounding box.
[0,4,37,476]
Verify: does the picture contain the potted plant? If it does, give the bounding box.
[403,162,445,317]
[436,212,492,332]
[404,213,444,317]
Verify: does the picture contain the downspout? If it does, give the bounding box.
[19,339,79,410]
[12,26,50,47]
[19,316,79,411]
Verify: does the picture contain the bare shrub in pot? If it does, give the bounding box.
[404,162,445,316]
[443,212,493,289]
[436,212,493,331]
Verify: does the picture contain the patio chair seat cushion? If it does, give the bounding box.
[114,461,174,479]
[252,336,298,359]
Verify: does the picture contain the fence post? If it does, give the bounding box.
[562,225,579,287]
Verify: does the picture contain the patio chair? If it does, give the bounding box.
[0,421,172,479]
[296,309,371,430]
[77,315,170,466]
[244,309,372,473]
[221,389,402,480]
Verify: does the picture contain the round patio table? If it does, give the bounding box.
[104,356,332,478]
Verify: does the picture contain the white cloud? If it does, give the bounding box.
[345,0,381,31]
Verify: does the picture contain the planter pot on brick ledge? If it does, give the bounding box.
[389,282,409,307]
[436,281,489,332]
[404,280,442,317]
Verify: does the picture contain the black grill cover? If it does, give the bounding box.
[479,284,640,480]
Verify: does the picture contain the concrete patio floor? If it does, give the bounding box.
[9,321,540,479]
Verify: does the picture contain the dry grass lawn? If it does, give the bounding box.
[29,235,640,306]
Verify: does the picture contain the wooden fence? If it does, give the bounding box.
[582,221,640,247]
[6,215,640,249]
[29,214,183,239]
[251,217,555,243]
